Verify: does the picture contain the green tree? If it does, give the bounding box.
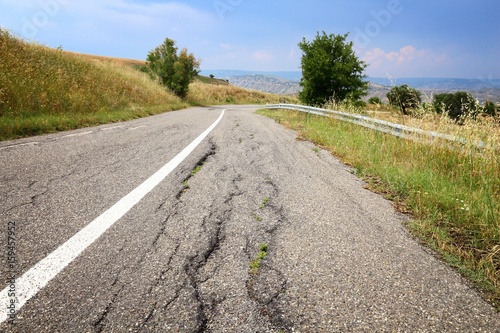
[298,32,368,106]
[433,91,478,121]
[368,96,382,105]
[386,84,422,115]
[146,38,200,98]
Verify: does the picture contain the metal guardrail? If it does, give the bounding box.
[265,103,486,148]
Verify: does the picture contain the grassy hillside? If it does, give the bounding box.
[0,31,290,140]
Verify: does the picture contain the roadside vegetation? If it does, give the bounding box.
[0,31,288,141]
[296,31,498,124]
[188,81,293,106]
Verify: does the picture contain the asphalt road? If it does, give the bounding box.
[1,105,499,332]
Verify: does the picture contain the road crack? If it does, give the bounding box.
[183,165,244,332]
[176,142,216,200]
[244,176,292,331]
[93,277,125,333]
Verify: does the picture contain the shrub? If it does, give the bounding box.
[386,84,422,115]
[368,97,382,105]
[433,91,478,121]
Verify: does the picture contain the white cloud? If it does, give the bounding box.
[69,1,214,34]
[251,50,273,62]
[361,45,449,77]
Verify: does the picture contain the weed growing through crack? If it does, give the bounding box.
[249,243,268,274]
[191,164,203,176]
[260,197,270,209]
[180,160,206,195]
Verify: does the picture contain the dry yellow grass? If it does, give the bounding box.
[363,109,500,157]
[187,81,297,106]
[68,52,146,68]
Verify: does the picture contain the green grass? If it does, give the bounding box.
[258,108,500,309]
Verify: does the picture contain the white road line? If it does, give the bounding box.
[63,131,93,138]
[128,125,148,131]
[101,125,125,131]
[0,142,39,151]
[0,110,225,324]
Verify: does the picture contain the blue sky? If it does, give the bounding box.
[1,0,499,78]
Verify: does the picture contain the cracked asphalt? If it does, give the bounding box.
[1,105,499,332]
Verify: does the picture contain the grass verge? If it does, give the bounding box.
[257,108,500,310]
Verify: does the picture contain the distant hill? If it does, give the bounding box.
[200,70,500,103]
[200,70,301,96]
[201,70,302,82]
[222,75,300,95]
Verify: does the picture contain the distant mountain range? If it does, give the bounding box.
[201,70,302,82]
[200,70,500,103]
